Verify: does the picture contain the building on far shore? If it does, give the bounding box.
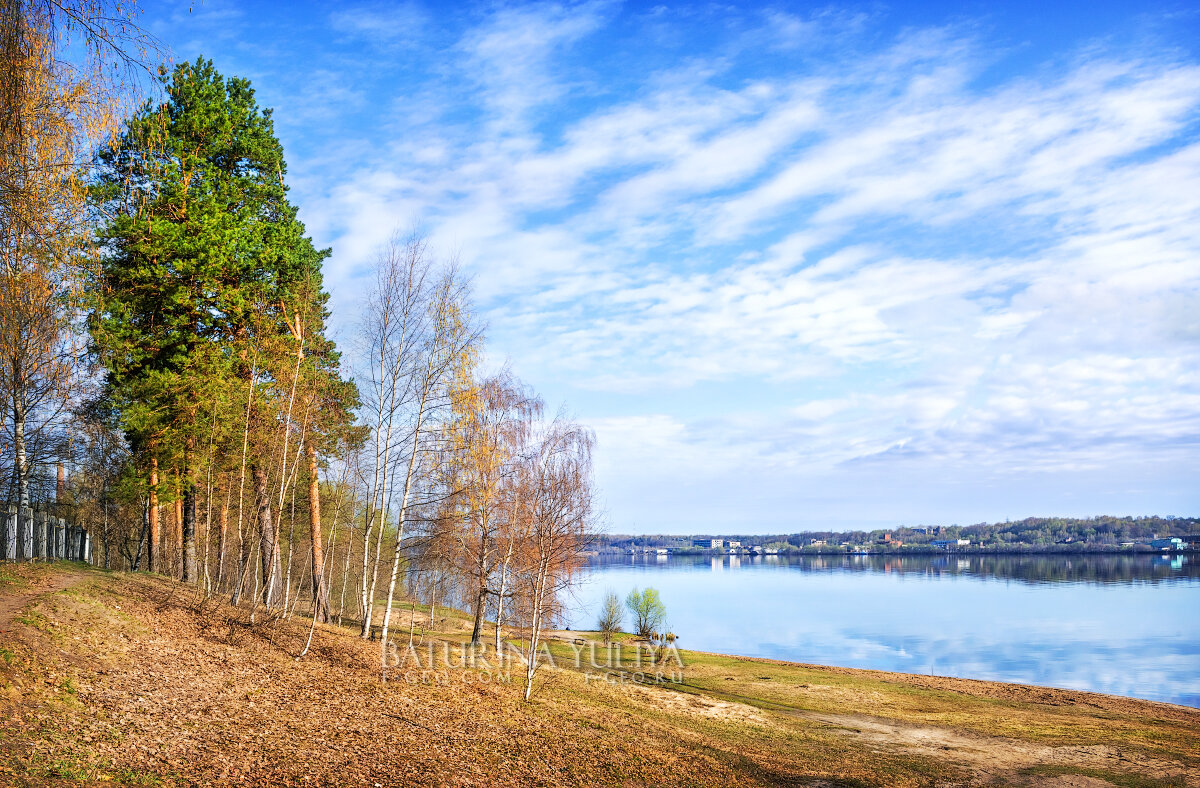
[932,539,971,550]
[692,538,723,549]
[1150,537,1184,550]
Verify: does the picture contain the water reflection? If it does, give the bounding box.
[573,553,1200,707]
[596,552,1196,586]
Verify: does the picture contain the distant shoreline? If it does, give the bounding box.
[593,545,1197,557]
[595,516,1199,558]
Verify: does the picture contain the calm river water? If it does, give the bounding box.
[567,553,1200,707]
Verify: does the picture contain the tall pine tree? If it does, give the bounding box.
[89,58,346,585]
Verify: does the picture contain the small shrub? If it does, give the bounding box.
[596,591,623,644]
[624,587,666,639]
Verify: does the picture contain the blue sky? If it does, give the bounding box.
[140,1,1200,533]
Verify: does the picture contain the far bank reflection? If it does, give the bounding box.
[593,552,1196,586]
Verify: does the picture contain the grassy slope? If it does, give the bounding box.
[0,563,1195,787]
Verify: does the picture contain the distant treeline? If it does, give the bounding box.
[599,516,1199,552]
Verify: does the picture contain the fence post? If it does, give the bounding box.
[82,529,92,564]
[2,505,13,561]
[13,510,23,560]
[56,518,66,560]
[33,511,46,559]
[17,508,33,561]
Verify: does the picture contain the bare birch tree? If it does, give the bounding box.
[356,233,433,638]
[517,416,597,701]
[377,266,477,674]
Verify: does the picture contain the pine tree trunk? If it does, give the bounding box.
[283,481,297,612]
[306,442,330,622]
[148,458,159,573]
[216,483,229,591]
[253,464,281,606]
[231,525,249,606]
[338,515,352,624]
[132,499,147,572]
[181,443,198,583]
[173,482,183,577]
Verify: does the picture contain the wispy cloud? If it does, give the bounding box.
[329,2,430,49]
[458,2,608,130]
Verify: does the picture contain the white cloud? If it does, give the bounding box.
[458,3,607,130]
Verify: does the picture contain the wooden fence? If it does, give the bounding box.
[1,505,90,563]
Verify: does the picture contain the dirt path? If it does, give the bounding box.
[803,710,1190,781]
[0,568,84,632]
[660,680,1197,785]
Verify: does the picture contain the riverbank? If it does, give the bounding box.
[1,563,1197,786]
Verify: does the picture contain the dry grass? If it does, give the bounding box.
[0,565,1196,787]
